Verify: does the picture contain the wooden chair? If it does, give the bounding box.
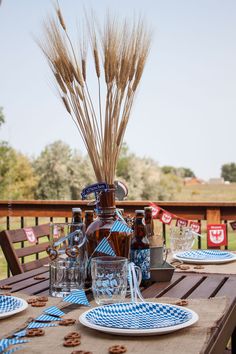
[0,224,50,275]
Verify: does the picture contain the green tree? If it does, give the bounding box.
[33,141,95,199]
[221,163,236,182]
[0,142,37,199]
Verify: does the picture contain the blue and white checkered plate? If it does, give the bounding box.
[173,250,236,264]
[0,295,28,319]
[79,302,198,336]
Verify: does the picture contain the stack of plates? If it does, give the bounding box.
[0,295,28,319]
[173,250,236,264]
[79,302,198,336]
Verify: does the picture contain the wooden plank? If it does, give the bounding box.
[16,242,49,257]
[189,275,227,299]
[9,274,49,293]
[19,279,50,295]
[142,273,184,298]
[163,274,204,299]
[6,224,50,243]
[0,230,23,275]
[0,267,48,286]
[215,275,236,301]
[22,257,49,272]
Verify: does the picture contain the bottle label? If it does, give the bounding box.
[131,249,150,280]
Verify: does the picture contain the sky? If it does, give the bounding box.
[0,0,236,181]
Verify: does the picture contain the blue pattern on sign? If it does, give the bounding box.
[0,296,23,313]
[131,249,150,280]
[177,250,235,260]
[85,302,192,329]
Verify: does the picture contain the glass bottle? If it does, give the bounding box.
[86,185,132,258]
[131,210,151,285]
[84,210,94,231]
[144,206,154,238]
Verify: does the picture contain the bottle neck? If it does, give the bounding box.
[96,184,116,217]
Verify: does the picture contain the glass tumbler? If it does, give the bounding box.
[91,256,128,305]
[170,227,195,254]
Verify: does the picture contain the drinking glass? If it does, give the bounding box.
[49,222,87,297]
[91,256,142,305]
[169,227,195,254]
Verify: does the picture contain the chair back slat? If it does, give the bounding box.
[21,257,49,273]
[0,223,50,275]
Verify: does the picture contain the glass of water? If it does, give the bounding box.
[91,256,128,305]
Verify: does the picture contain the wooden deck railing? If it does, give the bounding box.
[1,200,236,277]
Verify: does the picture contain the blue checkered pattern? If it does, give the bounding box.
[43,306,65,317]
[27,321,58,329]
[177,249,235,260]
[111,220,133,233]
[0,296,23,314]
[94,238,116,256]
[85,302,192,329]
[63,290,90,306]
[35,314,62,322]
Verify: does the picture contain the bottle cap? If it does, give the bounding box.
[72,207,82,213]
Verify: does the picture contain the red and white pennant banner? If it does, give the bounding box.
[148,202,201,233]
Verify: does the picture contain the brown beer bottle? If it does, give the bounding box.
[131,210,150,285]
[84,210,94,231]
[144,206,154,238]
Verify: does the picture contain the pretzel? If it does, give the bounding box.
[46,246,58,260]
[194,265,204,269]
[31,301,46,307]
[59,318,76,326]
[63,338,81,347]
[65,246,80,258]
[108,345,127,354]
[71,351,93,354]
[34,275,47,280]
[37,296,48,302]
[179,265,191,270]
[64,332,81,340]
[175,300,189,306]
[27,298,38,304]
[26,328,45,337]
[0,285,12,290]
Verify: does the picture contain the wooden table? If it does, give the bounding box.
[0,268,236,354]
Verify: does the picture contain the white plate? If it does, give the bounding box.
[79,302,198,336]
[173,250,236,264]
[0,295,28,319]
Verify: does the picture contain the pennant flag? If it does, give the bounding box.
[43,306,65,317]
[161,211,173,225]
[189,221,201,234]
[63,289,90,306]
[0,339,30,352]
[23,228,37,244]
[115,209,126,223]
[27,322,58,329]
[110,220,133,233]
[35,314,62,322]
[13,330,27,338]
[230,220,236,231]
[149,202,161,219]
[4,347,24,354]
[176,218,188,227]
[94,237,116,256]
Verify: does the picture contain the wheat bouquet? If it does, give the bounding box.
[39,2,151,185]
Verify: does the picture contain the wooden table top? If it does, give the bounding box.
[0,269,236,354]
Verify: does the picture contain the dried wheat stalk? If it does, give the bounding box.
[38,4,151,184]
